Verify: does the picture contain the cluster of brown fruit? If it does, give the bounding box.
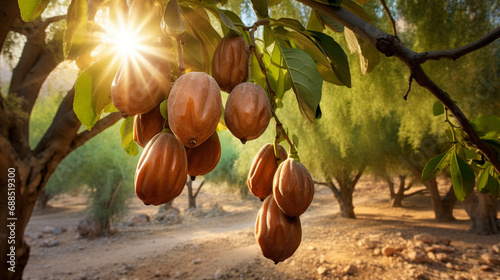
[110,19,314,262]
[249,144,315,263]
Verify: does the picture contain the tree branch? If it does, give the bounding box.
[403,188,427,199]
[415,27,500,63]
[296,0,500,176]
[194,180,205,199]
[70,112,122,152]
[379,0,397,37]
[10,15,66,38]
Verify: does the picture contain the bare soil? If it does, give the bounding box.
[23,178,500,280]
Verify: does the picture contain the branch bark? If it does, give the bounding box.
[296,0,500,176]
[415,27,500,63]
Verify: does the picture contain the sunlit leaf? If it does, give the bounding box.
[307,10,325,32]
[73,52,120,130]
[18,0,50,22]
[64,0,89,59]
[161,0,186,36]
[344,28,380,75]
[319,12,344,32]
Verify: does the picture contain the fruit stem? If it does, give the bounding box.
[176,34,186,76]
[247,20,299,160]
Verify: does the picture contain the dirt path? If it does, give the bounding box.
[23,178,500,280]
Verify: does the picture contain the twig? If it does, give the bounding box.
[247,20,297,154]
[10,15,66,37]
[176,35,185,75]
[296,0,500,176]
[403,73,414,100]
[379,0,397,37]
[415,27,500,63]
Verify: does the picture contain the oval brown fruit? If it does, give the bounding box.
[133,105,165,148]
[211,35,250,92]
[255,195,302,264]
[185,132,221,180]
[111,51,171,118]
[135,133,187,206]
[168,72,222,147]
[224,83,271,144]
[272,158,315,217]
[248,143,287,200]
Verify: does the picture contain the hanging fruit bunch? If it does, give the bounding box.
[107,0,316,264]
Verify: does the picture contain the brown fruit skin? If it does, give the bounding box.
[255,195,302,264]
[248,144,288,201]
[273,158,315,217]
[133,105,165,148]
[111,52,171,118]
[212,35,250,92]
[135,133,187,206]
[224,83,271,144]
[168,72,222,148]
[185,132,221,179]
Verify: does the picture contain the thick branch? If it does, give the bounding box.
[70,112,122,152]
[379,0,397,37]
[0,0,20,50]
[404,188,427,199]
[297,0,500,176]
[10,15,66,37]
[415,27,500,63]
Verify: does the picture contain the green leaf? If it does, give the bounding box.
[477,163,491,192]
[279,44,323,123]
[450,151,476,201]
[344,28,380,75]
[319,13,344,32]
[18,0,50,22]
[421,150,452,182]
[182,6,221,72]
[160,100,168,121]
[217,9,240,34]
[272,18,306,32]
[161,0,186,36]
[314,0,342,6]
[292,134,299,148]
[124,141,139,156]
[73,52,120,130]
[120,117,135,149]
[251,0,269,18]
[269,0,282,6]
[64,0,89,59]
[353,0,369,4]
[74,71,97,130]
[307,10,325,32]
[309,31,351,87]
[341,0,373,23]
[470,114,500,137]
[433,101,444,116]
[181,32,204,72]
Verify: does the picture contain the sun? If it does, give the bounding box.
[112,29,141,57]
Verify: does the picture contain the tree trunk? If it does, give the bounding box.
[186,178,196,209]
[464,191,499,235]
[423,177,456,221]
[324,167,365,219]
[35,189,54,210]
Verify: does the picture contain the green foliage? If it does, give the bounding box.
[18,0,51,22]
